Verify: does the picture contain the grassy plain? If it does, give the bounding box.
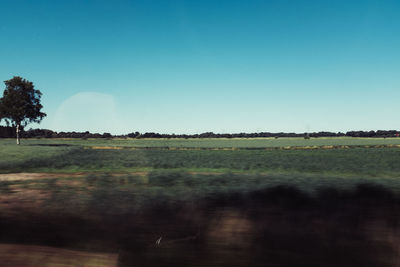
[1,137,400,266]
[2,137,400,174]
[2,136,400,148]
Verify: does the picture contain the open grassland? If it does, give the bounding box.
[1,138,400,177]
[2,136,400,148]
[1,138,400,266]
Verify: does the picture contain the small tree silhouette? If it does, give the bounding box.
[0,76,46,144]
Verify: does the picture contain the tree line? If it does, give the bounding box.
[0,126,399,139]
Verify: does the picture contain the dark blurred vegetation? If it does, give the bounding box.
[0,173,399,266]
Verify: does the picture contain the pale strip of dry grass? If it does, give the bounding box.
[0,171,225,181]
[0,172,86,181]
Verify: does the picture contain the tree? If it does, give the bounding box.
[0,76,46,144]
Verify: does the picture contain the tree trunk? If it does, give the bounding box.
[16,124,20,145]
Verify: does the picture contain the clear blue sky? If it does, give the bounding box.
[1,0,399,134]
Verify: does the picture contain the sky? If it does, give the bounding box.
[0,0,399,134]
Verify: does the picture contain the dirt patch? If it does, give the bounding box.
[55,179,84,187]
[0,243,118,267]
[0,171,227,182]
[363,219,400,265]
[0,172,87,182]
[0,188,51,214]
[207,209,254,247]
[90,146,124,150]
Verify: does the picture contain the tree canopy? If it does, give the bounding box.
[0,76,46,144]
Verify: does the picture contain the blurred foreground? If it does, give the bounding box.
[0,173,399,266]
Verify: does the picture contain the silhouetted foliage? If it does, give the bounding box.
[0,77,46,144]
[1,126,400,139]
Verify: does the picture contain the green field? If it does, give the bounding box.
[2,137,400,191]
[2,137,400,176]
[2,136,400,205]
[2,136,400,148]
[1,137,400,266]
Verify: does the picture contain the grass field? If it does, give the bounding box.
[2,136,400,148]
[2,137,400,176]
[1,137,400,266]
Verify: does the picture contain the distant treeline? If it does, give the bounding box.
[1,126,399,139]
